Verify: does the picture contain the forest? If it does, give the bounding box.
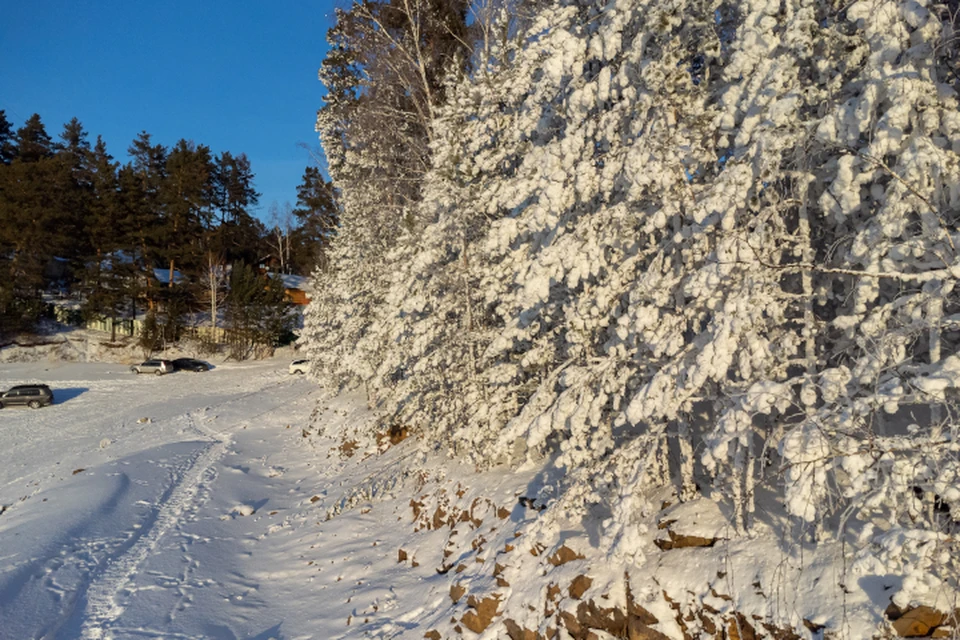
[0,111,339,352]
[300,0,960,631]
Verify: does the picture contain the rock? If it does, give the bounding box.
[576,600,628,637]
[891,606,946,637]
[432,505,447,530]
[504,618,539,640]
[655,499,729,550]
[569,574,593,600]
[654,529,717,550]
[726,613,757,640]
[628,601,659,626]
[423,631,441,639]
[398,548,408,563]
[628,618,671,640]
[461,594,501,634]
[549,544,585,566]
[450,583,466,604]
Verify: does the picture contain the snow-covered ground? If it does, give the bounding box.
[0,358,390,639]
[2,357,951,640]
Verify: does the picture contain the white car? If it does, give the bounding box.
[289,359,309,375]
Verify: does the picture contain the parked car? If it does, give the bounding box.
[289,359,309,375]
[173,358,210,372]
[131,359,174,375]
[0,384,54,409]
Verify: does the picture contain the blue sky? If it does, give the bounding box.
[1,1,338,222]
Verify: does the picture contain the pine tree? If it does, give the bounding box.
[82,136,135,341]
[14,114,53,163]
[0,110,15,165]
[0,114,60,332]
[225,264,293,359]
[125,132,167,311]
[160,139,214,290]
[291,166,339,272]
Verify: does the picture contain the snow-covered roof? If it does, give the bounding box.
[152,267,186,285]
[269,273,313,293]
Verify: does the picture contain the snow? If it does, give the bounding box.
[2,349,958,638]
[0,357,382,639]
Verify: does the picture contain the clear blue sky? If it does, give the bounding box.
[1,1,338,222]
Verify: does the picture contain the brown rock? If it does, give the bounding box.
[504,618,539,640]
[569,575,593,600]
[497,576,511,587]
[432,506,447,530]
[726,613,757,640]
[410,498,424,522]
[423,631,441,640]
[547,583,562,602]
[629,618,671,640]
[891,606,946,637]
[548,544,585,566]
[398,548,408,563]
[462,594,502,634]
[576,600,628,636]
[560,611,583,637]
[802,619,825,633]
[450,583,466,604]
[628,602,658,626]
[545,583,562,616]
[653,529,717,550]
[763,622,802,640]
[498,506,512,519]
[339,439,358,457]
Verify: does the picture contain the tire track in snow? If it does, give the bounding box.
[78,413,229,640]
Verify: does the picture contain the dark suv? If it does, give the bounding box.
[0,384,54,409]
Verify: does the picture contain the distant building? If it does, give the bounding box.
[274,274,313,306]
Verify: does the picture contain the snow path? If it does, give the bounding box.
[78,414,229,639]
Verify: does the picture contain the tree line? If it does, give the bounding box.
[0,110,340,350]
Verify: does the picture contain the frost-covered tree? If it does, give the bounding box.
[304,0,960,581]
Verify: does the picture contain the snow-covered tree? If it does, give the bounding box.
[305,0,960,575]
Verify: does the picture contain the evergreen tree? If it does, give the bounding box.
[125,132,167,310]
[82,137,134,341]
[14,113,53,163]
[0,113,60,333]
[0,110,15,165]
[210,151,261,265]
[51,118,94,273]
[291,166,339,272]
[225,264,293,359]
[161,139,214,289]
